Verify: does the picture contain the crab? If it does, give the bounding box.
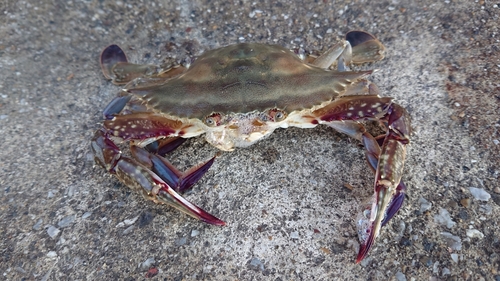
[91,31,410,263]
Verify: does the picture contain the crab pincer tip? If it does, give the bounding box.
[355,230,376,263]
[197,211,226,226]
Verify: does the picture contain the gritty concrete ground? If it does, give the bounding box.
[1,0,499,280]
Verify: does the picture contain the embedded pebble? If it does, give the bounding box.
[123,225,134,235]
[460,198,471,208]
[47,226,60,238]
[123,216,139,225]
[191,229,200,237]
[442,267,451,276]
[249,257,265,271]
[116,216,139,227]
[466,229,484,239]
[46,251,57,258]
[433,261,439,274]
[395,271,407,281]
[33,219,43,230]
[479,204,492,215]
[290,231,299,239]
[434,208,456,229]
[469,187,491,201]
[203,265,213,274]
[65,185,78,197]
[58,215,76,228]
[441,232,462,250]
[418,197,432,213]
[140,257,155,270]
[450,253,459,263]
[82,212,92,219]
[175,237,187,246]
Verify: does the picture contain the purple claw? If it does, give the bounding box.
[382,181,406,226]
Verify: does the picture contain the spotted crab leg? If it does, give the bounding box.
[312,94,410,263]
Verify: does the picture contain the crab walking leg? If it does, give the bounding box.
[91,129,225,225]
[314,95,410,263]
[327,120,407,225]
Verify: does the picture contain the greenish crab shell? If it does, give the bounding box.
[124,43,369,151]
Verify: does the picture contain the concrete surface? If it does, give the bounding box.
[1,0,499,280]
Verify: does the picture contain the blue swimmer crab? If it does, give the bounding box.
[91,31,410,263]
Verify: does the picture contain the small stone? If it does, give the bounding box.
[191,229,200,237]
[46,251,57,258]
[290,231,299,239]
[479,204,492,215]
[418,197,432,213]
[442,267,451,276]
[82,212,92,219]
[450,253,459,263]
[123,225,134,235]
[434,208,456,229]
[469,187,491,201]
[33,219,43,230]
[140,257,155,270]
[123,216,139,226]
[65,185,78,197]
[466,229,484,239]
[441,232,462,250]
[433,261,440,274]
[175,237,187,246]
[203,265,213,274]
[249,257,265,271]
[395,271,407,281]
[58,215,76,228]
[460,198,471,208]
[47,226,60,239]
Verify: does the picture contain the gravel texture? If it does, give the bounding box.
[1,0,499,280]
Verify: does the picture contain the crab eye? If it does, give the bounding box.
[205,113,222,127]
[269,109,287,122]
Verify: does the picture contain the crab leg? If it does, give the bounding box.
[313,94,410,263]
[101,44,188,85]
[311,31,385,71]
[91,129,225,225]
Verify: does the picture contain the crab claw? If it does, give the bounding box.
[356,181,406,263]
[115,157,226,226]
[91,129,225,226]
[147,169,226,226]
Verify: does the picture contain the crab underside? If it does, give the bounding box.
[91,31,411,263]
